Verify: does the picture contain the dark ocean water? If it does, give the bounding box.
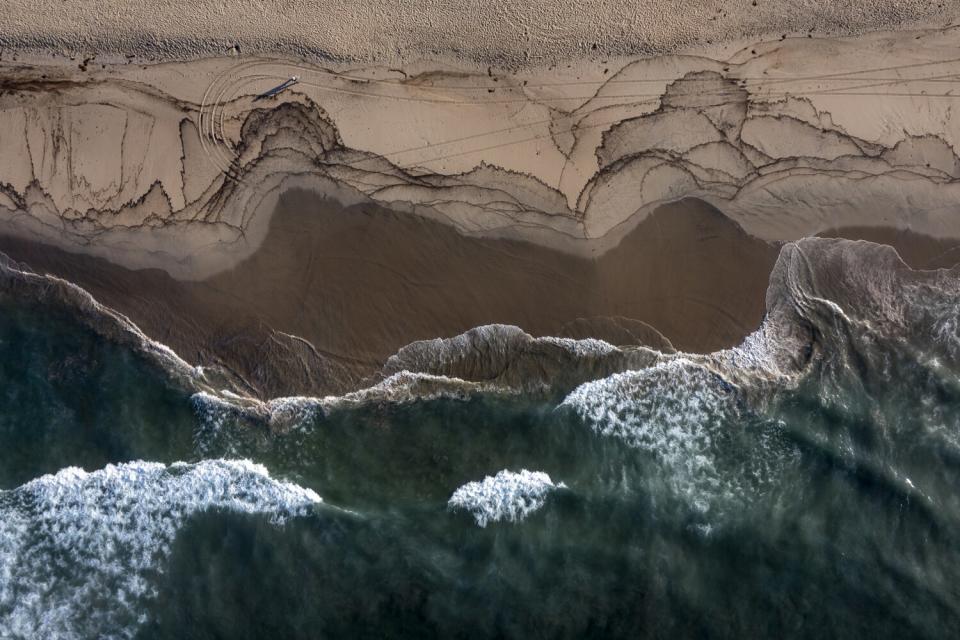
[1,288,960,639]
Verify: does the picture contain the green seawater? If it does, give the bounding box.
[1,299,959,639]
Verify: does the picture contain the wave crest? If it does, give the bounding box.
[448,469,565,528]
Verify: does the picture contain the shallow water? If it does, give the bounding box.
[1,285,960,639]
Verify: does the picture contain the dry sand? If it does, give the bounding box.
[5,26,960,283]
[1,1,957,66]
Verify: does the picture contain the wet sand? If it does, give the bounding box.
[2,192,959,399]
[0,195,780,397]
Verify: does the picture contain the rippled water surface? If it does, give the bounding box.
[2,291,960,639]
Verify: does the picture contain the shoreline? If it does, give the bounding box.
[0,196,778,397]
[4,6,960,636]
[3,193,960,399]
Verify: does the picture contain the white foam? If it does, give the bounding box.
[913,279,960,360]
[562,358,739,515]
[325,371,512,407]
[191,391,238,454]
[191,371,517,444]
[538,336,618,357]
[448,469,565,528]
[720,324,786,377]
[0,459,321,640]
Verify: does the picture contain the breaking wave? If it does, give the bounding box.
[0,459,320,640]
[448,470,566,528]
[3,236,960,635]
[562,358,797,519]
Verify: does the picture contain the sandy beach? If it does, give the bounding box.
[2,1,957,65]
[6,5,960,638]
[2,11,960,398]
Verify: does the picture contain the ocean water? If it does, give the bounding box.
[2,259,960,639]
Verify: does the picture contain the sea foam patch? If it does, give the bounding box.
[0,459,321,640]
[562,358,751,516]
[448,469,565,528]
